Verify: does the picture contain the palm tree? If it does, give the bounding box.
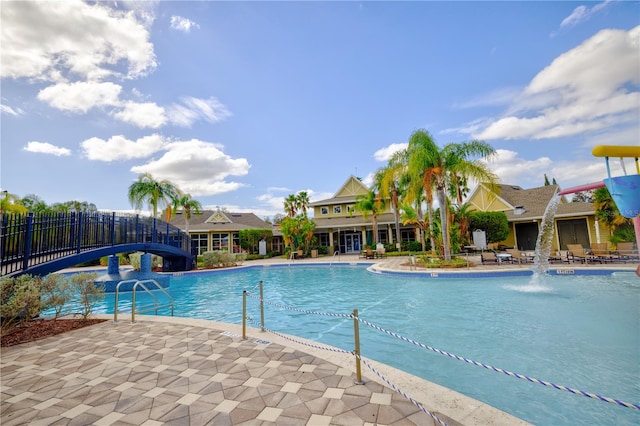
[0,192,27,215]
[284,194,298,217]
[296,191,310,216]
[406,130,497,260]
[128,173,180,220]
[354,190,386,247]
[173,194,203,233]
[374,150,406,250]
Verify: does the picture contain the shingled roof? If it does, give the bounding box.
[169,210,271,232]
[496,184,594,220]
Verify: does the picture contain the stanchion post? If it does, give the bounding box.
[352,309,364,384]
[242,290,247,340]
[259,281,265,332]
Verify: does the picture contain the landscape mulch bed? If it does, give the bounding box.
[1,318,107,348]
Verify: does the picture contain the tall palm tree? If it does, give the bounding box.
[374,150,406,250]
[173,194,203,233]
[406,130,497,260]
[354,190,386,246]
[128,173,180,220]
[296,191,310,216]
[284,194,298,217]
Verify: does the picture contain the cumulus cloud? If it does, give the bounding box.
[130,139,250,196]
[373,143,407,162]
[37,82,122,113]
[170,16,199,32]
[166,97,232,127]
[470,26,639,142]
[81,134,168,161]
[112,101,167,128]
[24,141,71,157]
[0,0,156,82]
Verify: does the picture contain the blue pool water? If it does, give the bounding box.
[95,266,639,426]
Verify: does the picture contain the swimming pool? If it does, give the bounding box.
[97,266,639,426]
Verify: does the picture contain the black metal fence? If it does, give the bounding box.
[1,212,193,276]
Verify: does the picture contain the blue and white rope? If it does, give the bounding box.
[355,353,448,426]
[356,316,640,411]
[245,316,351,354]
[245,293,352,318]
[246,316,446,425]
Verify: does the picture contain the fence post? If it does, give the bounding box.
[259,281,265,332]
[242,291,247,340]
[22,213,34,272]
[352,308,364,384]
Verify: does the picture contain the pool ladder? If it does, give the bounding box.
[113,279,174,323]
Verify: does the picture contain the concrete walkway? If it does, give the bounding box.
[6,253,631,426]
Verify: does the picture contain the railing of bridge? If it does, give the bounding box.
[0,212,193,276]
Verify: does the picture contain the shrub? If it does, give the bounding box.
[469,211,510,244]
[40,274,73,319]
[70,273,105,320]
[202,250,240,268]
[0,275,42,332]
[129,252,142,271]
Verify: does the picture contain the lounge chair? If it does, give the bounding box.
[481,251,499,264]
[615,242,639,262]
[548,251,565,263]
[590,243,617,263]
[567,244,601,264]
[365,248,375,259]
[506,248,533,264]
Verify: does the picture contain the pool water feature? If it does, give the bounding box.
[97,266,639,426]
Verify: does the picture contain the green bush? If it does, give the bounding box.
[40,274,73,319]
[0,275,42,331]
[70,273,104,320]
[202,250,240,268]
[129,252,142,270]
[469,211,510,243]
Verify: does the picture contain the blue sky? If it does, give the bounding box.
[1,0,639,219]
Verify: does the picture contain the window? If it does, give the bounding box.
[333,206,342,214]
[232,233,241,253]
[212,233,228,251]
[321,207,329,215]
[192,233,209,255]
[347,205,356,214]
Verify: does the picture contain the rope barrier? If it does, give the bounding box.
[244,284,640,413]
[355,316,640,411]
[245,316,351,354]
[245,292,352,318]
[356,354,448,426]
[245,315,448,426]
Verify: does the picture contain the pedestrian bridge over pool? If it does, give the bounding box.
[1,212,195,278]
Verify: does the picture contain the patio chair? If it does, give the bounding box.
[590,243,617,263]
[481,251,499,264]
[615,242,639,262]
[506,248,533,264]
[566,244,600,264]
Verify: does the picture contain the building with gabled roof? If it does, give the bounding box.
[467,183,609,250]
[309,175,415,254]
[169,209,278,255]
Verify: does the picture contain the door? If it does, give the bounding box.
[514,222,539,250]
[344,234,361,253]
[557,219,590,250]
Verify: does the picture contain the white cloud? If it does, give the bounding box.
[0,104,24,116]
[170,16,200,33]
[560,1,613,29]
[24,141,71,157]
[81,134,168,161]
[130,139,250,196]
[1,0,156,82]
[37,82,122,113]
[471,26,640,142]
[167,97,232,127]
[373,143,407,162]
[113,101,167,128]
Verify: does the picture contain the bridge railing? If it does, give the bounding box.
[1,212,193,276]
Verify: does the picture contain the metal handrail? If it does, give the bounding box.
[329,250,340,267]
[114,279,174,323]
